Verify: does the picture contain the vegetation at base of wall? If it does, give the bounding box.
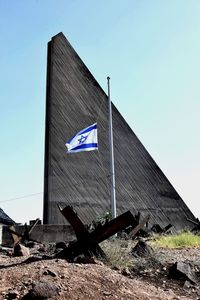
[101,239,134,270]
[100,232,200,271]
[151,231,200,248]
[88,212,112,232]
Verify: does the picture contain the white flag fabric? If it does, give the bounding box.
[65,123,98,153]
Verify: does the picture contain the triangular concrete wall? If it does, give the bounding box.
[43,33,195,230]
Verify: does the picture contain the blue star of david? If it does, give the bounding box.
[78,135,87,144]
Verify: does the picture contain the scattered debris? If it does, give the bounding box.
[0,242,199,299]
[1,206,199,300]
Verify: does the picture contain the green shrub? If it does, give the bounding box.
[151,231,200,248]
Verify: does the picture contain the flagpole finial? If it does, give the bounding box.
[107,76,110,81]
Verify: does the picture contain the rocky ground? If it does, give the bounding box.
[0,241,199,300]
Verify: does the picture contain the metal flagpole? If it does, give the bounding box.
[107,76,117,219]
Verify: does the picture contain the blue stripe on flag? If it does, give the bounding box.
[71,143,98,152]
[78,123,97,135]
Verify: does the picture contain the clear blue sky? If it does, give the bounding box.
[0,0,199,223]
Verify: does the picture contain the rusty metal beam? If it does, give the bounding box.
[58,205,107,259]
[8,218,41,246]
[57,210,137,260]
[28,218,40,235]
[9,226,22,245]
[57,205,88,239]
[129,214,150,238]
[163,223,172,232]
[89,211,137,244]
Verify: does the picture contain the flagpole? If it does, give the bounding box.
[107,77,117,219]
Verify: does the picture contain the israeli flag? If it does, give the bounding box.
[65,123,98,153]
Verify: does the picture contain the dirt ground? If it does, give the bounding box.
[0,244,199,300]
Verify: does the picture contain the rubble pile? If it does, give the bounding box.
[0,207,199,299]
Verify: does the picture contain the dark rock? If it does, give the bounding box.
[22,280,59,299]
[168,262,197,284]
[6,290,19,299]
[134,228,151,238]
[103,291,112,296]
[38,245,46,253]
[74,255,97,264]
[131,240,154,257]
[183,280,193,289]
[0,246,12,256]
[13,244,30,257]
[163,224,173,233]
[41,254,54,260]
[55,241,67,249]
[43,269,57,277]
[151,223,172,234]
[25,241,38,248]
[151,224,163,233]
[121,267,131,276]
[24,255,43,263]
[54,247,64,254]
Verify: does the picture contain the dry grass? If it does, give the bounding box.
[100,238,134,269]
[100,238,161,272]
[100,232,200,272]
